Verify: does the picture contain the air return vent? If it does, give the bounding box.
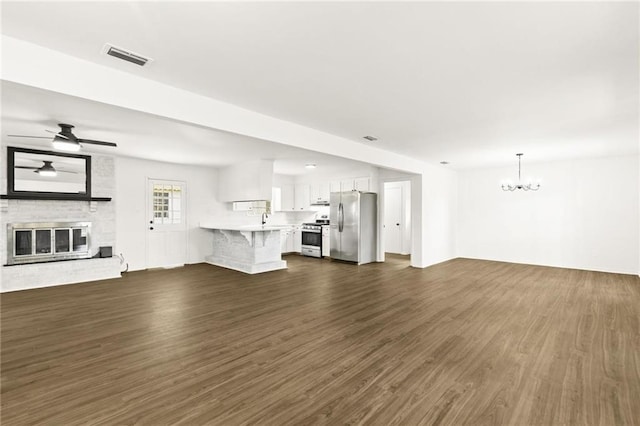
[101,43,152,66]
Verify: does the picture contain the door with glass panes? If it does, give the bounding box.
[147,179,187,268]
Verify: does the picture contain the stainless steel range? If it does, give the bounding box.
[301,220,328,258]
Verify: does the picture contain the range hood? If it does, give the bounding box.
[310,199,330,206]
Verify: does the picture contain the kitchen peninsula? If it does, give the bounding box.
[200,222,289,274]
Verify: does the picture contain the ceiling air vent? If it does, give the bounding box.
[102,44,152,67]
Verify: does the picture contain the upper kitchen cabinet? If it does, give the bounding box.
[280,184,295,211]
[271,187,282,211]
[309,182,330,205]
[274,184,310,211]
[218,160,274,202]
[294,184,310,211]
[337,177,370,192]
[354,177,370,192]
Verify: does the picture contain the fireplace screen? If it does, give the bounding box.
[15,230,32,256]
[55,229,70,253]
[7,222,91,265]
[36,230,52,254]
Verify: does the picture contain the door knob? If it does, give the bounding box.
[149,227,154,230]
[396,223,400,226]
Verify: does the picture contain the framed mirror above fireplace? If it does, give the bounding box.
[7,147,91,200]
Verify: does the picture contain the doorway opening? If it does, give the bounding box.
[382,180,411,265]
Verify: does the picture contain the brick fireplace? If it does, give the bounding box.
[1,150,121,292]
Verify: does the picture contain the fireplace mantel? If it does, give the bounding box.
[0,194,111,201]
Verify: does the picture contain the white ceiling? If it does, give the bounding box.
[1,1,638,169]
[1,81,373,176]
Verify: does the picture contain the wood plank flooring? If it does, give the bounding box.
[2,255,639,425]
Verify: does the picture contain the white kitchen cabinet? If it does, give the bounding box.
[354,177,370,192]
[319,182,330,202]
[271,187,282,211]
[309,184,320,204]
[280,226,302,253]
[280,229,291,253]
[322,225,330,257]
[340,179,355,192]
[330,180,341,193]
[275,184,310,211]
[292,227,302,252]
[337,177,371,193]
[309,182,330,205]
[294,184,310,211]
[279,184,295,211]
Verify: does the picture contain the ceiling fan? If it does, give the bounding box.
[15,160,78,177]
[8,123,118,152]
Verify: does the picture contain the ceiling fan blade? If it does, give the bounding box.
[15,166,39,170]
[45,130,70,139]
[7,135,51,139]
[78,139,118,147]
[57,170,79,174]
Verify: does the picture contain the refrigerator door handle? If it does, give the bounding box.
[338,202,344,232]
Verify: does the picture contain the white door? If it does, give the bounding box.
[384,184,403,254]
[147,179,187,268]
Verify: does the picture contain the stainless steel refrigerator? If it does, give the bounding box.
[330,191,377,264]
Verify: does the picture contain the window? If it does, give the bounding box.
[152,184,183,225]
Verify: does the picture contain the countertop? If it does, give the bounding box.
[199,222,294,232]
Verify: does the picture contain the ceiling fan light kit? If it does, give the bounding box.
[35,161,57,177]
[52,135,81,152]
[501,153,540,192]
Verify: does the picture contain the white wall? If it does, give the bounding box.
[115,156,222,271]
[457,155,640,275]
[218,160,273,202]
[412,165,458,268]
[378,166,458,268]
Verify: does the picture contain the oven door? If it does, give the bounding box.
[301,230,322,257]
[302,230,322,247]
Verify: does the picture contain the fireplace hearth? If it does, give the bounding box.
[7,222,91,265]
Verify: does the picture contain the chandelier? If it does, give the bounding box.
[501,153,540,191]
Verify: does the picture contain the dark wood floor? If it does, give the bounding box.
[2,255,639,425]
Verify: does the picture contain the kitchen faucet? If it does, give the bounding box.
[261,212,268,225]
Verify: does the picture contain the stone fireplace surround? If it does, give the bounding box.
[1,151,121,292]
